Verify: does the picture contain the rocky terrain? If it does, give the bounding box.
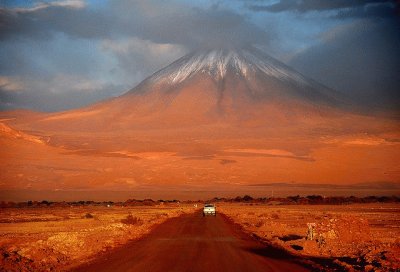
[219,203,400,271]
[0,204,195,271]
[1,201,399,271]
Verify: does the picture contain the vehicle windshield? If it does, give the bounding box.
[204,204,214,207]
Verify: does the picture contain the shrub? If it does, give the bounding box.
[271,213,280,219]
[121,214,143,225]
[155,213,168,219]
[84,213,94,219]
[243,195,254,202]
[255,220,264,228]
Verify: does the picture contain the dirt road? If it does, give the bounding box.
[73,211,310,272]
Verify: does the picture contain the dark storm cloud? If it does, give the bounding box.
[247,0,397,18]
[0,1,270,49]
[335,2,398,19]
[0,0,398,113]
[0,4,112,40]
[289,19,400,111]
[0,1,272,111]
[243,0,399,112]
[106,1,271,49]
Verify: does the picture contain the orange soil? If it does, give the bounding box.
[219,203,400,271]
[1,113,399,198]
[0,205,195,271]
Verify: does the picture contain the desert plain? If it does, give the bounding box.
[1,1,399,272]
[0,202,193,271]
[1,49,399,272]
[220,202,400,271]
[0,199,399,271]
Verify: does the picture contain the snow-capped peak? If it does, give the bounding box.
[149,47,309,86]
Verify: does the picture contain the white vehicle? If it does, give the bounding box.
[203,204,216,216]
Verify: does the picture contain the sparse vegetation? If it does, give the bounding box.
[219,203,400,271]
[84,213,94,219]
[0,204,194,271]
[121,214,143,225]
[155,213,169,219]
[255,220,264,228]
[271,213,279,219]
[1,197,399,271]
[207,195,400,205]
[1,195,399,209]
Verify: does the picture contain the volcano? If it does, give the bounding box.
[28,47,347,131]
[1,47,399,200]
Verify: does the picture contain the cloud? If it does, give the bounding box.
[247,0,397,18]
[15,0,86,10]
[101,38,187,81]
[0,0,103,40]
[0,0,270,49]
[0,75,124,111]
[105,0,271,49]
[0,0,273,111]
[0,76,24,92]
[0,0,398,113]
[335,2,398,19]
[289,18,400,111]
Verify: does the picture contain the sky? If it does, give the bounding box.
[0,0,399,112]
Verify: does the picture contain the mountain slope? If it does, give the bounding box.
[25,47,350,131]
[0,47,399,194]
[139,47,341,104]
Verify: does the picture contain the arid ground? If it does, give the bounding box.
[1,114,399,201]
[219,203,400,271]
[0,204,193,271]
[0,202,399,271]
[1,2,399,272]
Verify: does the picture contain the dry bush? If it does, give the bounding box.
[255,220,264,228]
[271,213,280,219]
[121,214,143,225]
[84,213,94,219]
[155,213,168,219]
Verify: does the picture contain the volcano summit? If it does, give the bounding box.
[1,48,399,200]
